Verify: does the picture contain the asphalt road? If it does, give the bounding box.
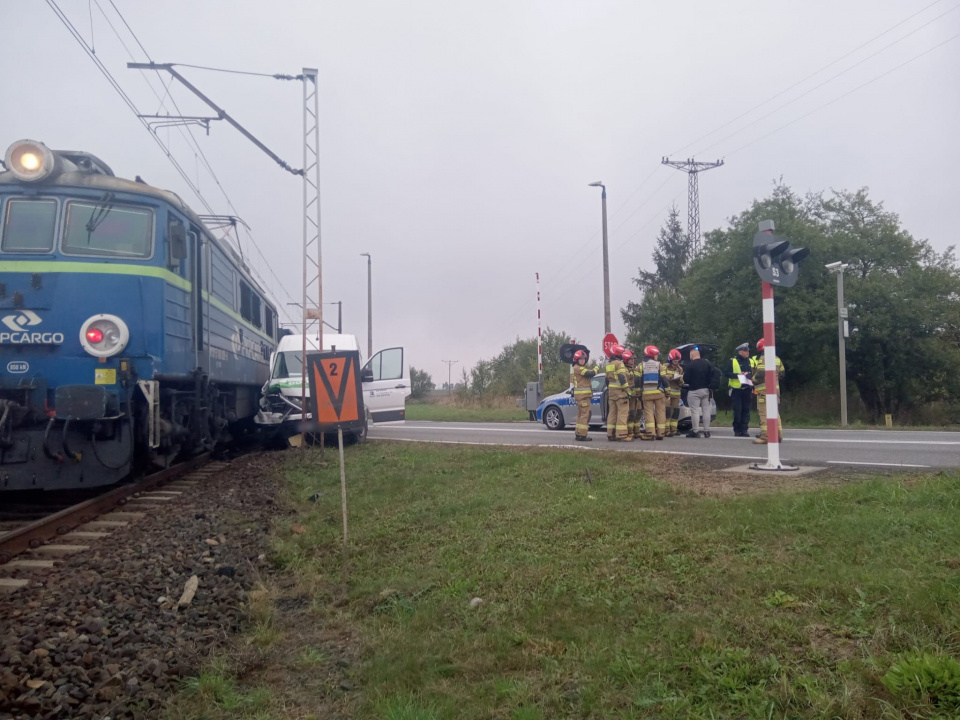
[370,421,960,469]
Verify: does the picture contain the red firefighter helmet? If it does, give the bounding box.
[668,348,681,362]
[644,345,659,358]
[573,349,587,363]
[756,338,765,352]
[621,349,635,364]
[609,344,625,358]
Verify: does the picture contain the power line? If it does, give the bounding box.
[693,3,960,157]
[726,30,960,157]
[669,0,951,157]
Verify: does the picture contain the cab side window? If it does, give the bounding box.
[239,281,262,329]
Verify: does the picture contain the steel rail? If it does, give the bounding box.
[0,453,211,564]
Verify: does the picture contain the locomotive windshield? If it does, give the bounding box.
[1,197,57,252]
[62,200,153,258]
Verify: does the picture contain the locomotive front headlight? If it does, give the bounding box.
[79,314,129,358]
[4,139,56,183]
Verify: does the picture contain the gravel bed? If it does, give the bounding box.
[0,451,283,720]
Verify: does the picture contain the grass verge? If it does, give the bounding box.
[169,444,960,719]
[406,401,529,423]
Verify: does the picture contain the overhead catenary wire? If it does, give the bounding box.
[52,0,299,324]
[92,1,300,322]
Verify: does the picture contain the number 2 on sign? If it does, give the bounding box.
[328,363,338,376]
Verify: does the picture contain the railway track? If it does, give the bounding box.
[0,454,222,592]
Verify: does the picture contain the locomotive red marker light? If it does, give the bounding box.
[86,328,104,343]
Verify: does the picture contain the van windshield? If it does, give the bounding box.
[272,351,303,379]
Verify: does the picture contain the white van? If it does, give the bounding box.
[255,333,410,441]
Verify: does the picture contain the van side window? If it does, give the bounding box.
[364,348,403,381]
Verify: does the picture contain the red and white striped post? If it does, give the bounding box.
[536,272,543,396]
[753,219,796,471]
[760,279,783,468]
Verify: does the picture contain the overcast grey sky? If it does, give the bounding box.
[3,1,958,384]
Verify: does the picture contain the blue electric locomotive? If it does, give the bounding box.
[0,139,278,491]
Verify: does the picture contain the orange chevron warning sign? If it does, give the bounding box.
[306,351,365,431]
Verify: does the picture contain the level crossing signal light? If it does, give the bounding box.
[753,232,810,287]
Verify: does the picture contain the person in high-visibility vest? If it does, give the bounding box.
[751,338,785,444]
[639,345,667,440]
[661,348,684,437]
[725,342,754,437]
[570,349,597,442]
[622,349,641,440]
[605,344,630,441]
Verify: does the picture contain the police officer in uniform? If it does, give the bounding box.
[605,345,630,441]
[571,349,596,442]
[752,338,785,444]
[639,345,667,440]
[725,342,754,437]
[662,348,684,437]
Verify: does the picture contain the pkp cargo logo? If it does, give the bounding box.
[0,310,64,345]
[2,310,42,332]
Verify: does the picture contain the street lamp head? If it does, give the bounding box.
[360,252,370,258]
[588,181,603,188]
[825,261,849,272]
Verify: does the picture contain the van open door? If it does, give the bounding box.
[361,347,410,423]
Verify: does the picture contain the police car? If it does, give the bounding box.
[535,343,718,432]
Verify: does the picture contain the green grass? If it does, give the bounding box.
[165,658,275,720]
[272,444,960,719]
[405,401,529,423]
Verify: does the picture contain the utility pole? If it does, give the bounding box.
[442,360,459,395]
[587,182,611,334]
[661,157,724,257]
[360,253,372,357]
[826,262,850,426]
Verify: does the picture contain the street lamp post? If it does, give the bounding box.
[360,253,372,357]
[826,261,850,426]
[588,181,611,334]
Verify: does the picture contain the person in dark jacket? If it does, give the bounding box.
[725,342,754,437]
[682,348,714,438]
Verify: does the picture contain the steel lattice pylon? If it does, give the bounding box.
[300,68,322,423]
[661,157,724,257]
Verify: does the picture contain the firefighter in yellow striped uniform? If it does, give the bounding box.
[605,344,630,441]
[661,348,684,437]
[570,349,597,442]
[622,349,640,440]
[639,345,668,440]
[751,338,785,444]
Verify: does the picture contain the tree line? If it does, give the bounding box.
[419,184,958,423]
[623,184,959,422]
